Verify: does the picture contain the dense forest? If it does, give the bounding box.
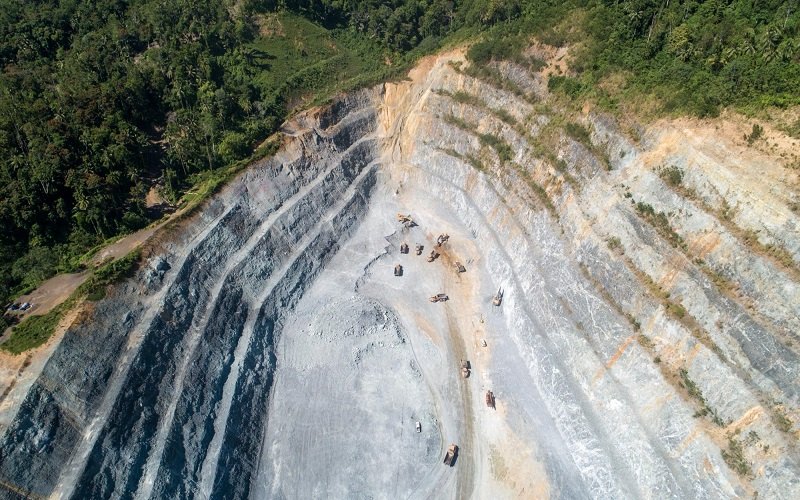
[1,0,798,330]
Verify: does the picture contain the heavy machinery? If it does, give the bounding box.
[394,264,403,276]
[454,261,466,273]
[436,234,450,247]
[461,359,471,378]
[443,444,459,466]
[416,421,422,433]
[397,213,416,227]
[486,390,496,409]
[400,242,409,254]
[429,293,449,303]
[492,287,504,306]
[427,250,440,262]
[415,244,424,255]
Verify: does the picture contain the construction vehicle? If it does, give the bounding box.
[436,234,450,247]
[454,261,466,273]
[461,359,471,378]
[443,444,459,466]
[394,264,403,277]
[429,293,449,303]
[481,339,488,347]
[415,244,424,255]
[400,242,409,254]
[486,390,496,409]
[416,421,422,433]
[427,250,440,262]
[397,213,416,227]
[492,287,504,306]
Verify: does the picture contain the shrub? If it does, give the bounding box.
[745,123,764,144]
[637,334,654,349]
[564,122,592,145]
[467,38,516,65]
[548,75,585,98]
[660,166,684,187]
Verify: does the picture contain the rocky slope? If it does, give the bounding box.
[0,48,798,499]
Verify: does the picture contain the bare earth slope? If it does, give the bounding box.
[0,50,798,499]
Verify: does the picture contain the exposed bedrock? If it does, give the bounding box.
[0,52,799,500]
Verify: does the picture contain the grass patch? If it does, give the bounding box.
[666,301,687,319]
[510,163,555,215]
[461,64,532,102]
[623,256,725,361]
[438,88,578,192]
[782,118,800,139]
[548,75,586,99]
[438,148,485,173]
[249,13,388,112]
[478,133,514,162]
[679,368,703,401]
[637,334,654,349]
[443,114,513,163]
[443,114,473,131]
[79,251,142,302]
[773,405,794,433]
[540,117,611,173]
[634,201,687,251]
[437,89,518,127]
[656,164,800,281]
[680,367,725,426]
[493,108,517,126]
[451,90,484,107]
[523,127,581,190]
[465,34,547,73]
[577,262,642,335]
[722,435,753,478]
[2,249,143,354]
[1,307,66,354]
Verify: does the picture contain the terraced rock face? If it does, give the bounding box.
[0,50,799,499]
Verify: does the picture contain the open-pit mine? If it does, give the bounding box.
[0,49,798,499]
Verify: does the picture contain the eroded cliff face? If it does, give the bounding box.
[0,48,798,499]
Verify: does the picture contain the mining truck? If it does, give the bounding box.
[400,242,409,254]
[492,287,504,306]
[436,234,450,247]
[397,213,416,227]
[415,244,424,255]
[486,390,496,409]
[443,444,458,466]
[427,250,440,262]
[429,293,449,303]
[416,421,421,433]
[454,261,466,273]
[461,359,471,378]
[394,264,403,276]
